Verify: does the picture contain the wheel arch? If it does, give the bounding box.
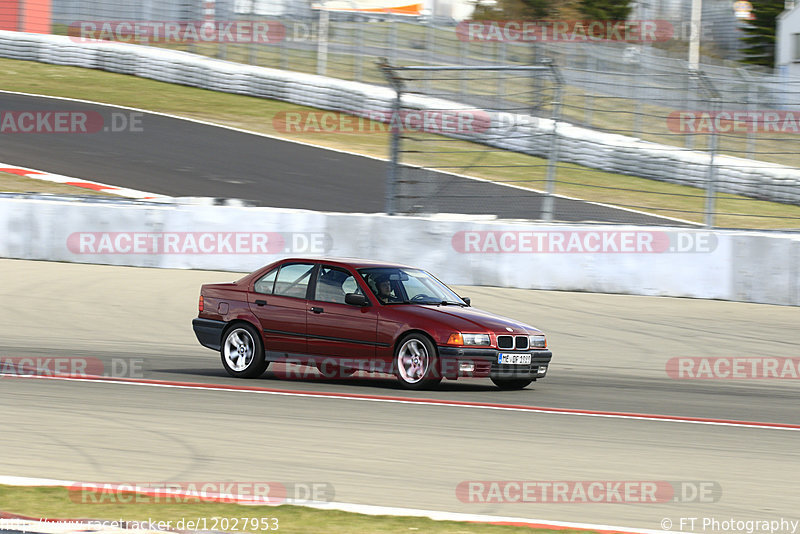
[222,318,265,353]
[393,329,440,370]
[394,328,438,352]
[219,320,269,378]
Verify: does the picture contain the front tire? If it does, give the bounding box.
[221,323,268,378]
[394,334,441,390]
[491,377,533,390]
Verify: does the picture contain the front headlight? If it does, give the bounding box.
[463,333,491,346]
[447,333,491,346]
[529,335,547,348]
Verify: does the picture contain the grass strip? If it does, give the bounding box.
[0,485,605,534]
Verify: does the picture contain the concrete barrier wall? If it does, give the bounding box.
[1,30,799,204]
[2,196,798,305]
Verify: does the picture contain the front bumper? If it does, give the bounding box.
[437,346,552,380]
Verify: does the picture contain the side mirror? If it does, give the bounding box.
[461,297,471,306]
[345,293,369,306]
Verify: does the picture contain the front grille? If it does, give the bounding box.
[497,335,513,349]
[497,335,528,350]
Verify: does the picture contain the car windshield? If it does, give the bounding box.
[359,267,465,305]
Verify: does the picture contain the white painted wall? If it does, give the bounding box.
[1,197,798,305]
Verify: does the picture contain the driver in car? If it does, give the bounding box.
[376,274,402,303]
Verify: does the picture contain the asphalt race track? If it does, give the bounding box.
[1,89,798,531]
[1,259,798,531]
[0,91,678,225]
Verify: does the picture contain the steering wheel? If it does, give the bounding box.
[411,294,432,302]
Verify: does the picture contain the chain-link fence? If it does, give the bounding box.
[378,63,566,220]
[46,3,790,99]
[5,0,800,228]
[375,62,800,228]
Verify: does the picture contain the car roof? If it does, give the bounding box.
[280,257,416,270]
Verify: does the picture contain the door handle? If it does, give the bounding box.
[255,299,267,306]
[310,306,324,314]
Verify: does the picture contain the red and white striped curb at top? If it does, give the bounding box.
[0,476,683,534]
[0,162,169,200]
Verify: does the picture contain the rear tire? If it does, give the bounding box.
[220,323,268,378]
[394,333,441,390]
[491,377,533,390]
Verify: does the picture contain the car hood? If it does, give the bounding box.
[401,305,542,334]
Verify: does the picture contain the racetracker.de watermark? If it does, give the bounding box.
[0,111,143,134]
[68,481,333,505]
[0,356,144,378]
[272,109,490,135]
[66,232,332,254]
[666,357,800,380]
[451,230,718,253]
[271,360,392,381]
[69,21,286,43]
[1,519,278,533]
[667,110,800,133]
[457,480,721,503]
[455,20,674,42]
[268,358,493,381]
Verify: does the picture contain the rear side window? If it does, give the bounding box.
[254,269,277,294]
[273,263,315,298]
[314,266,360,304]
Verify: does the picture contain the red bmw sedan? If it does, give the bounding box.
[192,258,552,390]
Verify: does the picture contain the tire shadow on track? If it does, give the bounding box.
[152,366,514,393]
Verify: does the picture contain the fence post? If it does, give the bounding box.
[425,20,435,93]
[379,60,404,215]
[248,5,257,65]
[390,19,398,64]
[497,42,506,100]
[693,70,721,228]
[685,74,695,150]
[355,19,363,82]
[459,39,467,97]
[317,8,329,76]
[542,62,563,222]
[736,68,756,159]
[280,19,288,70]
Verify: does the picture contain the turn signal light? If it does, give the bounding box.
[446,333,464,345]
[199,295,204,312]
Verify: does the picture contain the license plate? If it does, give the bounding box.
[498,353,531,365]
